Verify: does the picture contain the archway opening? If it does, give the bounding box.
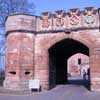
[48,38,90,89]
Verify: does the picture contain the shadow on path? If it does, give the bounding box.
[67,75,90,90]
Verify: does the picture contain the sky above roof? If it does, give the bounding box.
[34,0,100,15]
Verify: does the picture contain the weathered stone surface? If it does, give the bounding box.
[6,14,36,32]
[4,31,35,90]
[4,8,100,92]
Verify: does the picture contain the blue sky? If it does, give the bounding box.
[34,0,100,15]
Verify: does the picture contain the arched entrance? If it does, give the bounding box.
[34,32,100,91]
[48,38,90,89]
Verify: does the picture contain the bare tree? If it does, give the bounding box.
[0,0,35,71]
[0,0,35,25]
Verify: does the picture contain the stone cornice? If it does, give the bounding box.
[6,26,100,36]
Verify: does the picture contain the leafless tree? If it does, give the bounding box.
[0,0,35,71]
[0,0,35,25]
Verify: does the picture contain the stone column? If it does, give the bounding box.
[4,14,36,91]
[90,47,100,92]
[34,35,49,91]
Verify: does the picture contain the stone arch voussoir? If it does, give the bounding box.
[46,32,95,50]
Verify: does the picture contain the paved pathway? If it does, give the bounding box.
[0,85,100,100]
[0,76,100,100]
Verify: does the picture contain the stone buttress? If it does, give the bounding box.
[4,14,36,90]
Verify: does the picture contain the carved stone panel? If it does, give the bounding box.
[53,10,67,30]
[67,9,82,29]
[82,7,99,28]
[37,12,53,31]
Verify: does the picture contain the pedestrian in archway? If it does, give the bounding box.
[83,69,87,80]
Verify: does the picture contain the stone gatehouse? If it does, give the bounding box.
[3,7,100,92]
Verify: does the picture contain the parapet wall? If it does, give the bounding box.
[6,7,100,35]
[6,14,36,33]
[37,7,99,32]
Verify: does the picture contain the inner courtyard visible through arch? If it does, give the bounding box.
[48,39,90,89]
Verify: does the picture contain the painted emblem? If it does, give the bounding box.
[85,14,94,24]
[42,19,50,28]
[70,14,79,25]
[56,18,64,27]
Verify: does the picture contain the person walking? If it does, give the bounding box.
[83,69,87,80]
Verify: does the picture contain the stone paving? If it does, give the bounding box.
[0,85,100,100]
[0,76,100,100]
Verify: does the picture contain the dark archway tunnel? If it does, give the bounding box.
[48,38,89,89]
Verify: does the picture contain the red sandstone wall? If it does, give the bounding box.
[4,10,100,92]
[4,33,35,90]
[4,14,36,90]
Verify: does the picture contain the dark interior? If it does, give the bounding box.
[48,38,89,89]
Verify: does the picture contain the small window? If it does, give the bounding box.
[25,71,30,75]
[9,71,16,75]
[78,58,81,65]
